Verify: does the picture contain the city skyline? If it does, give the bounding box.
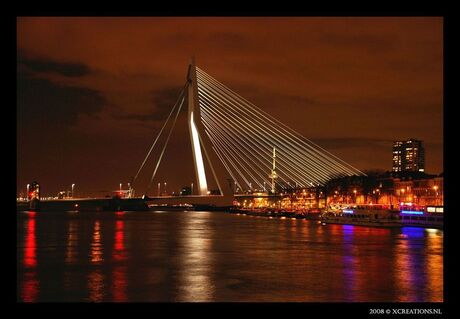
[17,17,443,196]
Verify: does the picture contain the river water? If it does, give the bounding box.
[17,210,443,302]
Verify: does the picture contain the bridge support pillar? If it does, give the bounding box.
[187,57,208,195]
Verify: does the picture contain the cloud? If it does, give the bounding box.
[17,71,107,128]
[318,32,398,53]
[310,137,394,150]
[112,86,184,122]
[18,55,91,77]
[206,32,252,51]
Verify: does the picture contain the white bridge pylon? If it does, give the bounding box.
[132,59,365,197]
[187,58,211,195]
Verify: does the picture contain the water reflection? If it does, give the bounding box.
[24,216,36,268]
[88,270,105,302]
[112,219,127,301]
[342,225,356,301]
[17,211,443,302]
[177,212,214,302]
[113,220,125,259]
[395,227,430,302]
[88,220,104,301]
[21,213,38,302]
[65,220,78,265]
[90,220,103,264]
[425,228,443,302]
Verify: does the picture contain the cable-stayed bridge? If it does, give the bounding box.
[131,58,365,204]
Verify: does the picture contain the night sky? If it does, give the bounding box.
[17,17,443,197]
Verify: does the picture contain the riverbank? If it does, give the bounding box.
[231,207,443,229]
[228,208,321,221]
[16,197,149,212]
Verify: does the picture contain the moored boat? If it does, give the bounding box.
[321,204,443,229]
[321,204,401,227]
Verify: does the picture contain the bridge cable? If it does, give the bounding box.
[197,67,365,176]
[194,67,365,190]
[131,84,186,189]
[144,92,185,195]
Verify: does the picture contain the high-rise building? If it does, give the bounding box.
[392,139,425,172]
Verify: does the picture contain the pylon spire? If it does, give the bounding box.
[270,146,277,194]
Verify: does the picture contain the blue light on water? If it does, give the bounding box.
[402,227,425,238]
[401,210,424,215]
[343,209,354,214]
[342,224,355,235]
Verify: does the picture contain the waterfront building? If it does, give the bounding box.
[394,175,443,206]
[392,139,425,172]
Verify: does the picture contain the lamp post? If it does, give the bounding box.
[26,184,30,201]
[71,183,75,198]
[191,182,194,195]
[158,182,161,197]
[353,189,357,204]
[164,182,167,195]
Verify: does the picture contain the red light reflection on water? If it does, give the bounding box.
[24,218,36,267]
[22,215,38,302]
[112,219,127,301]
[112,266,127,302]
[22,272,39,302]
[114,221,125,254]
[115,211,125,217]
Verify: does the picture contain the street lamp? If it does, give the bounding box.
[433,185,438,205]
[191,182,194,195]
[164,182,167,195]
[400,188,406,205]
[26,184,30,200]
[71,183,75,198]
[119,183,122,191]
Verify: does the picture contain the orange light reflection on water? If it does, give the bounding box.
[425,229,443,302]
[90,220,103,264]
[88,220,104,301]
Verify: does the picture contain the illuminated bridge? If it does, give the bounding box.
[131,58,365,201]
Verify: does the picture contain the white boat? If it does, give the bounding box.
[321,204,443,229]
[399,204,443,229]
[321,205,401,227]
